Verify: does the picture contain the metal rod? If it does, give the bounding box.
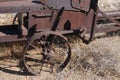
[98,9,120,27]
[98,10,120,19]
[0,0,24,2]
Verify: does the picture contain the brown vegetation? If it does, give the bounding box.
[0,36,120,80]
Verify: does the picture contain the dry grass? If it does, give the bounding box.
[53,36,120,80]
[0,35,120,80]
[98,0,120,11]
[0,41,25,59]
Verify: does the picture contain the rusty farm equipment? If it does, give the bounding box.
[0,0,119,75]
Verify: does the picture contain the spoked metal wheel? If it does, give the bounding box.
[23,31,71,75]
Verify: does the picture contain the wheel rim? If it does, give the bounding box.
[23,31,71,75]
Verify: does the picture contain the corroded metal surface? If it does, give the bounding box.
[0,0,24,2]
[45,0,91,12]
[0,0,119,42]
[0,0,44,13]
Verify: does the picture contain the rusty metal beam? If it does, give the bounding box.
[98,10,120,19]
[0,0,44,13]
[0,0,24,2]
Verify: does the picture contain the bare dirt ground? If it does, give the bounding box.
[0,0,120,80]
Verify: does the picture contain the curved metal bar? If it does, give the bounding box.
[23,31,71,75]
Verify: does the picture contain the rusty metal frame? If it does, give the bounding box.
[0,0,45,42]
[0,0,98,43]
[0,0,119,42]
[0,0,120,76]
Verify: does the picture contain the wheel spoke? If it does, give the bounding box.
[29,43,39,50]
[23,31,71,75]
